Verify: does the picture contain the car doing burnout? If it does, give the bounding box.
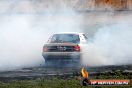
[42,32,87,65]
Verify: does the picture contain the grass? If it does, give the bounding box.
[0,71,131,88]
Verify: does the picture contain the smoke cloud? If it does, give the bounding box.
[0,0,132,71]
[82,21,132,66]
[0,1,83,71]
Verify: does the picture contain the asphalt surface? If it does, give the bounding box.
[0,66,82,81]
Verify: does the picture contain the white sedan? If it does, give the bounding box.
[42,32,88,65]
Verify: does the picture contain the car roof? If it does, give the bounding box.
[53,32,85,35]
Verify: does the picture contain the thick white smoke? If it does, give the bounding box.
[0,0,132,71]
[82,23,132,66]
[0,15,43,71]
[0,3,83,71]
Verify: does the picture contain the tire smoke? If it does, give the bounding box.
[82,23,132,66]
[0,1,132,71]
[0,2,82,71]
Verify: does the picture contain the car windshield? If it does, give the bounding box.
[49,34,80,43]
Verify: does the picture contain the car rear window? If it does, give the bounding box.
[49,34,80,43]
